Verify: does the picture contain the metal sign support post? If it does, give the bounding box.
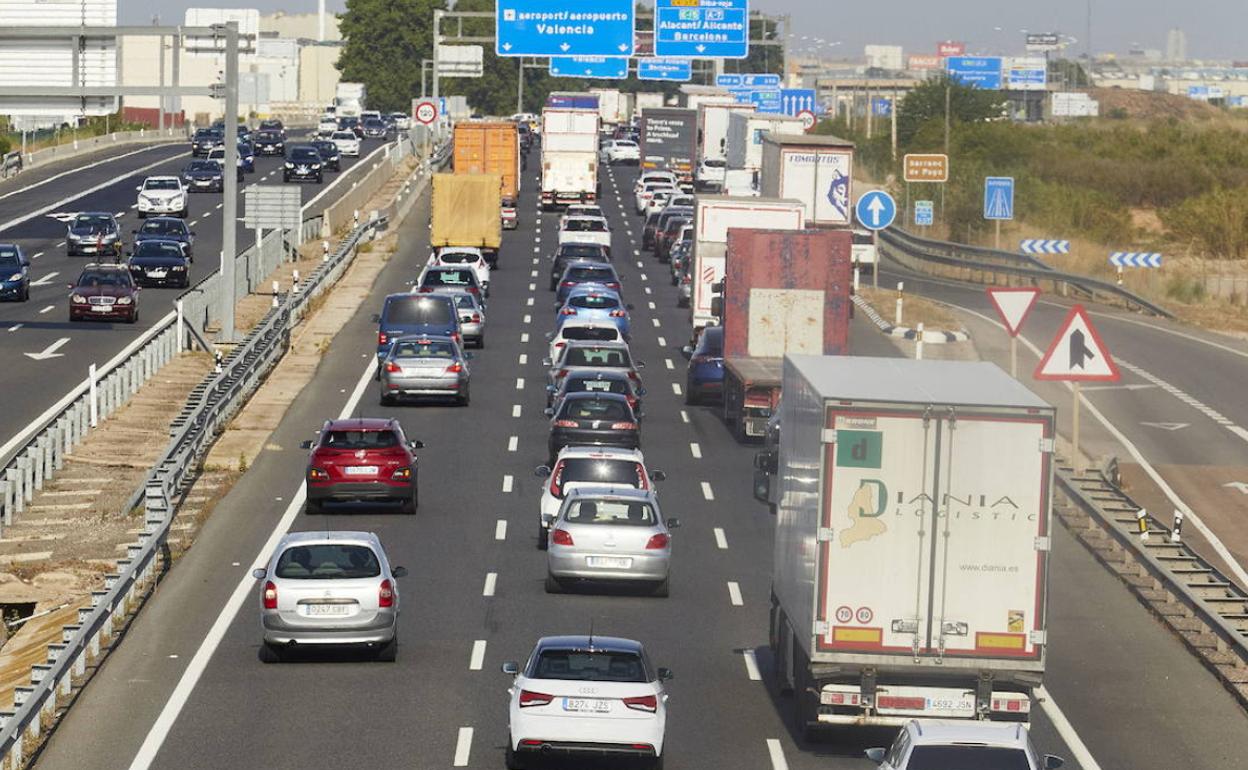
[219,22,240,343]
[994,220,1001,251]
[1072,382,1082,473]
[1010,336,1018,379]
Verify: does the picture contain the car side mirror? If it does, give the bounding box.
[649,470,667,482]
[66,283,75,290]
[1043,757,1065,770]
[864,748,886,764]
[391,566,409,578]
[666,518,681,529]
[131,228,138,234]
[370,314,380,322]
[502,661,520,676]
[543,408,555,417]
[299,440,314,450]
[251,568,267,579]
[657,667,673,681]
[409,440,424,449]
[680,346,693,360]
[534,466,551,478]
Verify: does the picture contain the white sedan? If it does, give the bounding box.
[136,175,188,218]
[503,635,670,769]
[331,130,361,157]
[600,139,641,165]
[634,181,675,216]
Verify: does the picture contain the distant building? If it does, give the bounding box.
[1166,28,1187,62]
[864,45,904,71]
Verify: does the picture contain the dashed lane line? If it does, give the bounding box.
[483,573,497,597]
[519,354,528,365]
[672,383,683,395]
[507,436,519,452]
[665,359,674,370]
[690,442,702,459]
[680,410,689,423]
[39,305,54,314]
[469,640,487,670]
[766,739,789,770]
[453,727,473,766]
[502,475,514,493]
[657,336,667,347]
[743,650,761,681]
[728,581,744,606]
[515,377,525,390]
[701,482,714,501]
[714,528,728,549]
[520,332,530,343]
[495,520,507,541]
[512,404,522,418]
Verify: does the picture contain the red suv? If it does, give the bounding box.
[301,418,423,514]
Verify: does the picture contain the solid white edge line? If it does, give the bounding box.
[766,738,789,770]
[743,649,761,681]
[453,726,474,766]
[1036,685,1103,770]
[127,357,377,770]
[0,143,178,205]
[469,640,487,671]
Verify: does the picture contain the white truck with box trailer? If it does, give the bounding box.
[540,107,600,209]
[690,196,805,332]
[726,113,806,173]
[698,101,754,164]
[635,92,665,115]
[590,88,625,128]
[761,356,1055,735]
[760,133,855,227]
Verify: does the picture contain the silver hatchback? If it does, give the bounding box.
[379,335,472,406]
[446,290,487,348]
[545,488,679,597]
[253,531,407,661]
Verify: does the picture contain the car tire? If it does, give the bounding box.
[402,490,418,515]
[138,211,147,219]
[652,578,670,598]
[283,174,290,183]
[458,389,470,407]
[259,642,285,664]
[537,524,548,551]
[476,335,485,349]
[544,573,563,594]
[652,754,664,770]
[685,385,699,406]
[127,310,138,324]
[376,635,398,662]
[505,740,526,770]
[21,286,29,302]
[380,392,394,407]
[306,498,323,515]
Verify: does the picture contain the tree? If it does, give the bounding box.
[896,75,1002,148]
[337,0,447,113]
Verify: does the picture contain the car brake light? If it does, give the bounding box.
[609,309,627,318]
[610,422,637,430]
[606,282,619,290]
[470,313,481,323]
[623,694,658,712]
[262,581,277,609]
[550,529,574,546]
[446,362,463,374]
[418,287,432,293]
[378,578,395,608]
[451,332,461,342]
[562,281,576,287]
[554,341,566,349]
[378,331,388,346]
[549,463,564,496]
[627,371,640,382]
[519,690,554,707]
[391,467,412,480]
[307,467,329,481]
[560,307,577,315]
[385,361,402,373]
[553,419,578,428]
[467,286,479,294]
[557,369,569,378]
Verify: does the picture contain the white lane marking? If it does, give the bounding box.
[657,336,667,347]
[766,739,789,770]
[530,270,538,278]
[701,482,714,500]
[690,442,702,459]
[636,260,644,268]
[680,410,689,423]
[502,475,514,493]
[31,252,43,259]
[29,271,59,287]
[201,211,212,219]
[714,527,728,549]
[520,332,530,343]
[1036,686,1103,770]
[483,572,497,597]
[0,144,177,207]
[518,353,528,365]
[728,581,743,606]
[126,356,379,770]
[743,649,761,680]
[39,304,54,314]
[1119,360,1241,432]
[188,220,198,227]
[507,436,519,452]
[672,383,683,395]
[644,286,651,295]
[214,203,222,210]
[114,210,126,217]
[469,640,487,671]
[640,273,648,282]
[453,726,474,766]
[516,377,525,390]
[56,241,65,247]
[512,404,522,418]
[528,282,536,291]
[665,358,674,370]
[8,324,23,332]
[526,297,534,307]
[495,520,508,541]
[651,318,661,328]
[129,204,138,209]
[523,314,531,324]
[634,249,641,257]
[532,257,539,264]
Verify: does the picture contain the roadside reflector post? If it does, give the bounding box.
[1072,382,1082,474]
[1116,265,1123,286]
[353,209,360,227]
[1171,510,1183,543]
[292,269,301,293]
[915,323,924,360]
[1136,508,1149,541]
[88,363,98,428]
[322,240,330,262]
[175,299,185,353]
[895,281,904,326]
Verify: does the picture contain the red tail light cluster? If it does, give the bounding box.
[623,694,658,712]
[562,281,577,287]
[385,361,402,373]
[378,579,395,608]
[610,421,637,431]
[645,533,670,550]
[609,309,627,318]
[560,307,577,316]
[550,529,574,546]
[553,419,578,428]
[550,461,565,497]
[470,313,481,323]
[519,690,554,708]
[377,331,388,346]
[446,362,464,374]
[307,468,329,481]
[262,581,278,609]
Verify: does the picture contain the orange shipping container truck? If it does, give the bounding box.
[453,122,521,230]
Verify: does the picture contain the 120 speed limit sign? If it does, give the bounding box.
[413,100,439,126]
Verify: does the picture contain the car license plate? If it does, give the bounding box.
[343,466,378,476]
[584,381,612,392]
[305,603,351,617]
[81,246,96,253]
[561,698,610,714]
[148,270,167,278]
[91,305,111,313]
[586,556,632,569]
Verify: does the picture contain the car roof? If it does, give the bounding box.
[81,263,128,272]
[564,486,656,503]
[77,211,115,218]
[566,285,622,298]
[561,215,608,224]
[321,417,397,431]
[563,338,629,350]
[276,530,382,548]
[906,719,1029,747]
[534,635,645,655]
[557,319,618,332]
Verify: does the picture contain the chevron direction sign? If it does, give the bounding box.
[1020,239,1070,255]
[1109,252,1162,268]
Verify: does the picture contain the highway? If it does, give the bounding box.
[28,156,1248,770]
[0,133,394,452]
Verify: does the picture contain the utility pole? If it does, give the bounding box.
[517,57,524,113]
[219,21,239,343]
[865,84,873,139]
[890,87,898,160]
[432,9,442,101]
[943,84,951,155]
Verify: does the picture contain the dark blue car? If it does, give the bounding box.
[555,262,622,304]
[133,217,194,260]
[0,244,30,302]
[682,325,724,405]
[375,293,463,375]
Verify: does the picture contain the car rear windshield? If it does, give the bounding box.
[566,266,615,282]
[384,296,454,325]
[423,269,476,287]
[663,218,690,235]
[559,244,607,259]
[564,347,629,367]
[134,242,184,258]
[77,271,131,287]
[565,375,629,397]
[141,220,185,235]
[438,252,479,264]
[564,219,608,232]
[564,498,655,526]
[451,294,479,310]
[696,327,724,355]
[274,544,381,580]
[704,159,726,168]
[533,650,648,682]
[560,398,631,421]
[568,294,620,310]
[321,429,400,449]
[554,459,643,494]
[392,339,456,358]
[561,326,619,343]
[903,747,1032,770]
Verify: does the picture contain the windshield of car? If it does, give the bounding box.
[560,326,619,343]
[289,148,320,161]
[312,142,336,153]
[144,178,179,191]
[193,129,216,139]
[423,269,475,287]
[257,131,280,141]
[564,219,608,233]
[0,250,21,268]
[260,121,282,130]
[187,161,218,173]
[903,747,1032,770]
[274,544,381,580]
[568,293,620,310]
[73,214,113,227]
[696,327,724,356]
[663,217,691,235]
[560,397,631,421]
[564,498,655,525]
[558,244,607,259]
[134,242,184,258]
[532,650,647,682]
[77,270,131,288]
[332,131,356,140]
[321,429,400,449]
[392,339,456,358]
[384,296,454,325]
[364,119,385,128]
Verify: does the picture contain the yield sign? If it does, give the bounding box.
[986,287,1040,337]
[1034,305,1121,382]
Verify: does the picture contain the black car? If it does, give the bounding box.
[254,130,284,156]
[338,116,363,138]
[283,145,323,183]
[310,139,342,171]
[550,369,646,418]
[190,128,222,157]
[183,160,225,192]
[546,392,640,465]
[66,212,122,257]
[133,217,194,260]
[549,243,611,291]
[128,240,191,288]
[645,206,692,253]
[258,119,286,139]
[362,117,388,139]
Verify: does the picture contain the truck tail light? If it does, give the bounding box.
[378,579,395,608]
[262,581,278,609]
[550,529,574,546]
[623,694,657,712]
[644,533,669,550]
[519,690,554,707]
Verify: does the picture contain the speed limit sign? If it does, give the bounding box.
[797,109,817,132]
[413,99,439,126]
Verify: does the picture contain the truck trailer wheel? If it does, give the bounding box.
[791,642,816,742]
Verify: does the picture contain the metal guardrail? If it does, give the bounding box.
[880,227,1174,320]
[1056,464,1248,701]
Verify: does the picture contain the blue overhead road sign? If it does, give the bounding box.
[716,73,780,88]
[780,89,817,115]
[496,0,635,58]
[855,191,897,231]
[655,0,749,59]
[946,56,1003,90]
[637,58,693,81]
[549,56,629,79]
[983,176,1015,221]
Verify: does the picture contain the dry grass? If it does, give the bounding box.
[859,287,959,331]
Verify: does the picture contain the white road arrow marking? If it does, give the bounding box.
[29,271,59,287]
[25,337,70,360]
[1140,422,1189,431]
[1223,482,1248,495]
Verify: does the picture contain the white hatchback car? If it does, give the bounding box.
[635,182,675,215]
[136,175,188,218]
[253,530,407,662]
[866,719,1065,770]
[533,446,665,546]
[561,203,607,227]
[545,319,622,363]
[503,635,671,769]
[332,130,361,157]
[430,247,491,294]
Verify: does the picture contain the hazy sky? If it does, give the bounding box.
[121,0,1243,60]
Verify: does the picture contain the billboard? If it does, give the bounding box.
[937,41,966,57]
[908,54,942,71]
[1005,57,1047,91]
[0,0,119,116]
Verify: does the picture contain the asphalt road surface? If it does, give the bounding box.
[27,158,1248,770]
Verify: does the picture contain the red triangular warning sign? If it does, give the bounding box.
[986,287,1041,337]
[1034,305,1121,382]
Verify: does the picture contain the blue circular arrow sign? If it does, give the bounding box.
[855,190,897,231]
